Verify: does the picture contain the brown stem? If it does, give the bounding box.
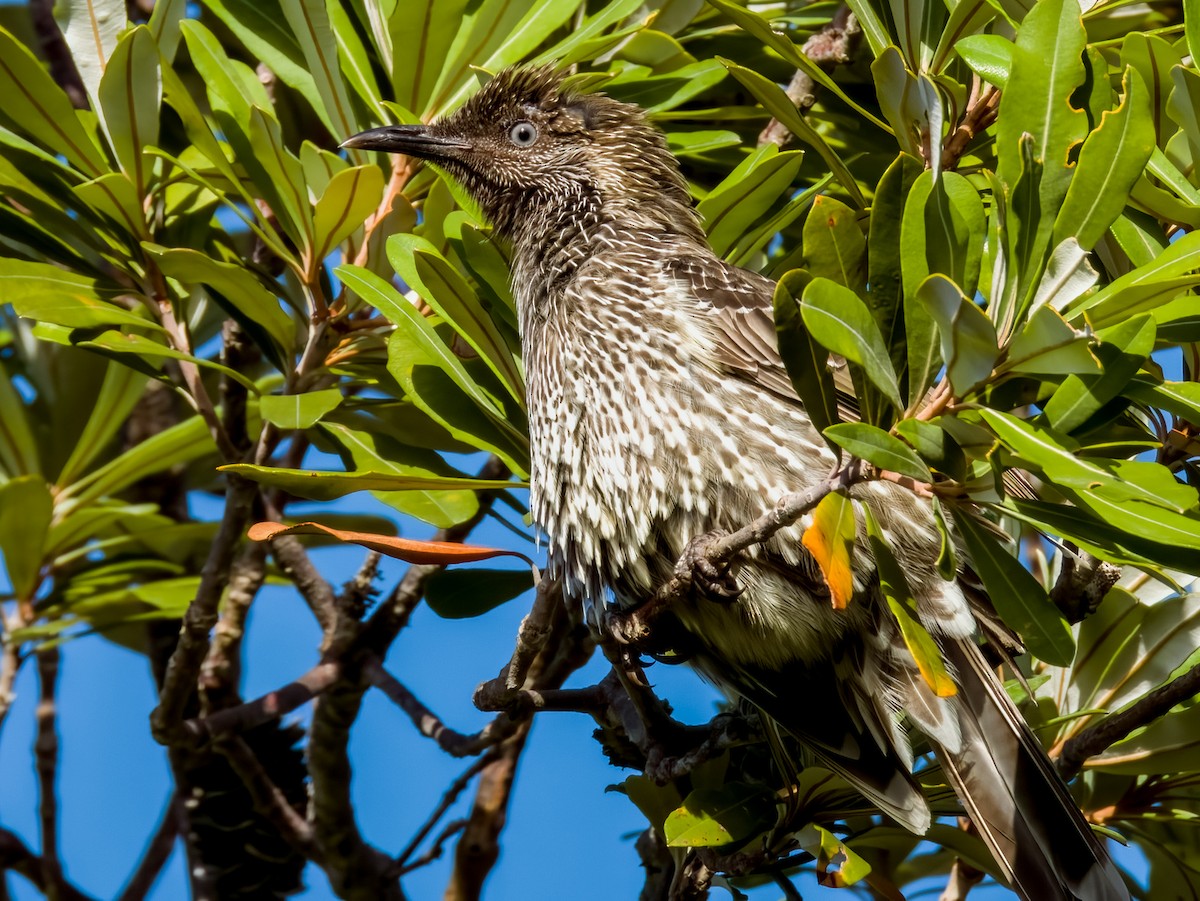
[393,756,495,872]
[151,475,257,743]
[182,661,342,742]
[364,660,516,757]
[117,793,179,901]
[758,6,860,148]
[35,649,66,901]
[444,725,531,901]
[200,541,267,710]
[1057,661,1200,780]
[0,828,95,901]
[941,83,1001,172]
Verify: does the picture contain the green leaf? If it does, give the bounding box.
[914,275,998,395]
[425,568,534,619]
[390,0,470,115]
[1043,314,1156,433]
[773,270,839,444]
[53,0,126,111]
[664,783,773,848]
[824,424,931,482]
[148,0,186,60]
[803,195,867,290]
[952,508,1075,665]
[865,509,956,698]
[312,164,385,262]
[220,463,516,500]
[995,0,1087,211]
[61,415,214,511]
[259,389,345,430]
[0,26,107,177]
[720,60,864,207]
[143,245,296,359]
[926,173,985,299]
[247,107,313,253]
[0,259,157,332]
[931,0,997,73]
[1065,228,1200,327]
[97,26,161,196]
[0,366,40,478]
[697,145,805,258]
[57,365,149,486]
[388,235,524,404]
[0,476,52,602]
[1004,305,1097,376]
[200,0,327,129]
[281,0,363,146]
[706,0,891,134]
[801,278,902,411]
[1054,67,1155,252]
[75,331,260,393]
[317,422,485,528]
[954,34,1012,90]
[981,410,1200,515]
[932,496,957,579]
[868,154,925,388]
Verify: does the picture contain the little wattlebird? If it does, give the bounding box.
[344,66,1129,900]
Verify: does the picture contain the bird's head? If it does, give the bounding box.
[342,66,700,241]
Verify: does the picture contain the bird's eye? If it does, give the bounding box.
[509,121,538,147]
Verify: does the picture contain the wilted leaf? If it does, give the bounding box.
[247,521,534,567]
[802,490,857,610]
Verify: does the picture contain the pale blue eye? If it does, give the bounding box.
[509,121,538,147]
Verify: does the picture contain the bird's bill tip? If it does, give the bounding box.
[340,125,469,156]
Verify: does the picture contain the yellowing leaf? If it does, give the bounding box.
[802,490,856,609]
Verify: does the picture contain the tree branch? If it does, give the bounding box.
[151,475,257,743]
[116,793,179,901]
[1057,661,1200,780]
[217,736,320,863]
[34,649,67,901]
[393,756,494,873]
[0,828,95,901]
[182,661,342,742]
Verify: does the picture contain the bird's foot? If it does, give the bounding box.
[676,531,743,601]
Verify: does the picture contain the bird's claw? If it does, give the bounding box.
[677,532,743,601]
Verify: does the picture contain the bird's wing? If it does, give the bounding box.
[665,255,858,416]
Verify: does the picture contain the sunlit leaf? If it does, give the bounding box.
[802,490,857,610]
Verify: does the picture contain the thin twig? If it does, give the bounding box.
[217,736,320,863]
[364,660,516,757]
[393,756,495,872]
[1058,661,1200,780]
[116,793,179,901]
[35,649,66,900]
[0,828,95,901]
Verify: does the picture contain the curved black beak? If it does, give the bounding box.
[340,125,470,159]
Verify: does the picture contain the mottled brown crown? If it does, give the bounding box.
[345,66,703,243]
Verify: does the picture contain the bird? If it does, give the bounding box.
[343,65,1130,900]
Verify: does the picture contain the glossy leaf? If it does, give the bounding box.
[425,568,535,619]
[774,270,839,443]
[1054,67,1155,252]
[220,463,517,500]
[664,783,772,848]
[312,164,385,262]
[697,145,804,258]
[866,510,956,698]
[258,389,345,430]
[97,27,161,196]
[803,195,867,291]
[57,364,149,486]
[824,423,931,482]
[1065,230,1200,328]
[0,259,157,332]
[914,275,998,395]
[53,0,126,111]
[0,476,52,601]
[801,278,902,411]
[952,508,1075,665]
[282,0,362,144]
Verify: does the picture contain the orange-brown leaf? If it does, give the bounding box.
[801,490,857,609]
[247,521,534,567]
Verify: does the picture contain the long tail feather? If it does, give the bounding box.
[938,639,1129,901]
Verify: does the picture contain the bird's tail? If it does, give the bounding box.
[937,638,1129,901]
